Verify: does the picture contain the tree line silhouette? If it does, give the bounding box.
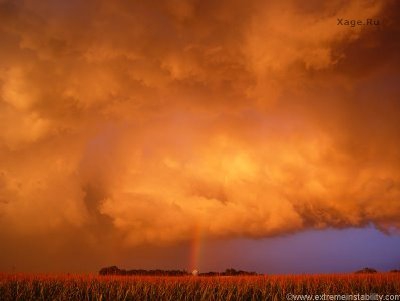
[99,266,257,276]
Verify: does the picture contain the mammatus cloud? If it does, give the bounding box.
[0,0,399,269]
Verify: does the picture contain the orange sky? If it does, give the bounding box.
[0,0,399,272]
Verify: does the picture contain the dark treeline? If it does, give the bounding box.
[99,266,257,276]
[99,266,188,276]
[201,268,257,276]
[354,267,378,274]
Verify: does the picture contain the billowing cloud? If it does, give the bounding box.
[0,0,399,270]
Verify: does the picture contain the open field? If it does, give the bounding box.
[0,273,400,301]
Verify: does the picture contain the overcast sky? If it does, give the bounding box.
[0,0,399,273]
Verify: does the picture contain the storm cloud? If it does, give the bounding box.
[0,0,399,271]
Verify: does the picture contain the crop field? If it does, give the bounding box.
[0,273,399,301]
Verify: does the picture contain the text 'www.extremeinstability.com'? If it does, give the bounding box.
[286,293,400,301]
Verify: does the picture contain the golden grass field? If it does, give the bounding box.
[0,273,399,301]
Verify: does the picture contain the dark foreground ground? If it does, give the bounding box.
[0,273,399,300]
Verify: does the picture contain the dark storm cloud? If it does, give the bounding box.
[0,0,399,271]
